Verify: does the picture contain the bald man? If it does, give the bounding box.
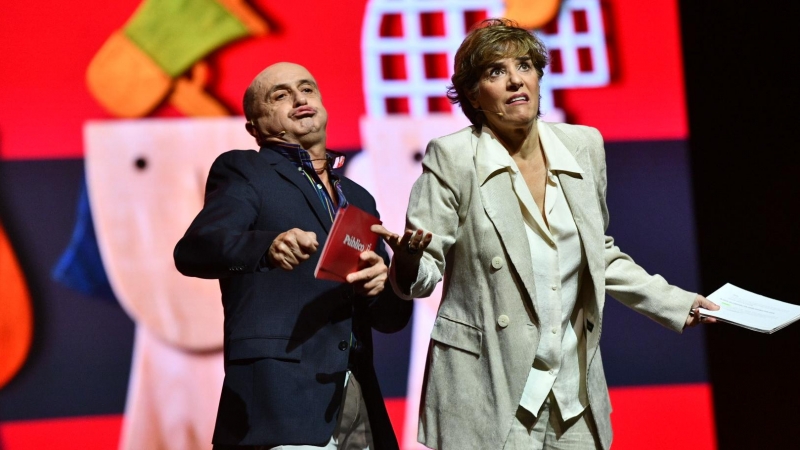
[174,62,412,450]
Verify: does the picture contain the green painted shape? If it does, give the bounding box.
[124,0,249,77]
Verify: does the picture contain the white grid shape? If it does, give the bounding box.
[362,0,609,118]
[362,0,505,117]
[539,0,609,88]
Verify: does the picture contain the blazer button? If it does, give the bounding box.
[338,340,349,351]
[491,256,503,269]
[497,314,510,328]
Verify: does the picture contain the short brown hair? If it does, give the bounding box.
[447,18,549,126]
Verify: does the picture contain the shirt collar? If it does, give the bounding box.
[537,121,584,175]
[263,141,313,168]
[475,122,584,185]
[475,126,516,185]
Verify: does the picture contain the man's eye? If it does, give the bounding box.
[519,62,532,70]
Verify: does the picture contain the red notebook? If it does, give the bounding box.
[314,204,382,282]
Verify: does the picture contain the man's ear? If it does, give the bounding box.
[245,120,257,138]
[245,120,262,145]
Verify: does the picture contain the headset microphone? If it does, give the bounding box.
[249,120,286,139]
[477,108,504,117]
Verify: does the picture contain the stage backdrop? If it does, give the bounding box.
[0,1,715,449]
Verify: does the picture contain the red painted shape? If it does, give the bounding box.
[420,12,446,37]
[0,415,123,450]
[578,47,594,72]
[381,54,408,80]
[381,383,715,449]
[427,96,452,113]
[609,383,717,450]
[380,13,404,38]
[384,397,407,447]
[0,384,714,450]
[423,53,449,80]
[385,97,410,114]
[0,0,687,157]
[572,9,589,33]
[558,0,688,140]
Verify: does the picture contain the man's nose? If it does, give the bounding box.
[294,91,308,105]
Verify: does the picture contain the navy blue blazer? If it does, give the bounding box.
[174,148,412,448]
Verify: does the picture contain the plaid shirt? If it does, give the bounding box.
[266,142,348,223]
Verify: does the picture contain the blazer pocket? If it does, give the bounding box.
[228,337,303,362]
[430,315,482,356]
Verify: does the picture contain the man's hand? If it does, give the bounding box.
[685,294,720,327]
[346,251,388,297]
[268,228,318,271]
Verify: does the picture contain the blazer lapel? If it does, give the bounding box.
[475,130,540,317]
[259,149,332,233]
[550,126,606,313]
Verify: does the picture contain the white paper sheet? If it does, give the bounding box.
[701,283,800,334]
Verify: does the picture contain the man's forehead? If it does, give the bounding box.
[259,64,317,90]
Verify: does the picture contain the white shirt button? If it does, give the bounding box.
[491,256,503,269]
[497,315,510,328]
[551,285,557,291]
[551,328,557,334]
[548,370,554,375]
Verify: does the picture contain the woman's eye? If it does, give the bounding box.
[519,62,531,70]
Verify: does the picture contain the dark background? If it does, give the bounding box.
[680,1,799,448]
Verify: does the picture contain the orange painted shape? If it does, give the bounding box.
[169,62,230,116]
[505,0,562,29]
[86,30,173,118]
[0,222,33,389]
[217,0,270,36]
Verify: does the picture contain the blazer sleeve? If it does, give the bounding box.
[585,127,696,332]
[365,233,414,334]
[390,137,463,300]
[174,151,279,279]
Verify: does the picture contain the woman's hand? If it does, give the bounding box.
[372,225,433,258]
[685,294,720,328]
[371,225,433,294]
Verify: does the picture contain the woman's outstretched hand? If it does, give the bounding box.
[685,294,720,328]
[371,225,433,295]
[371,225,433,257]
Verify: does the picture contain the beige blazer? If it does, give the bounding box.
[399,123,696,450]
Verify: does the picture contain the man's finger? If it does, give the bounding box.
[295,231,318,252]
[346,252,385,283]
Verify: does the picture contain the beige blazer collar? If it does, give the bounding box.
[474,125,539,317]
[549,125,606,313]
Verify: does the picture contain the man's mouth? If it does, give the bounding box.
[506,94,529,104]
[293,106,316,118]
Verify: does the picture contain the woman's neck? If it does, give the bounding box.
[493,121,540,159]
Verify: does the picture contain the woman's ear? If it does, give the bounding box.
[467,95,479,110]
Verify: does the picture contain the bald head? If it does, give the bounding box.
[243,62,328,152]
